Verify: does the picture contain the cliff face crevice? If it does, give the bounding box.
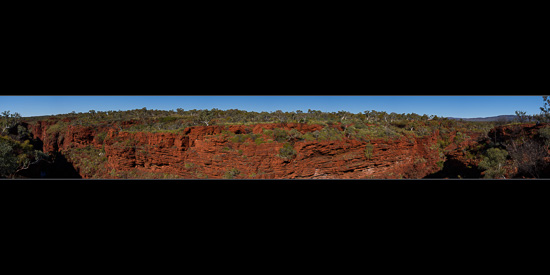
[26,122,477,179]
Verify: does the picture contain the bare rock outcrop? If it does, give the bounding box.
[25,122,484,179]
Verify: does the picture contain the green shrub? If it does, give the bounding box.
[20,140,33,151]
[288,129,303,140]
[454,131,466,144]
[385,126,402,138]
[196,171,208,179]
[220,130,234,137]
[255,137,264,145]
[247,133,258,141]
[479,147,508,179]
[230,134,246,143]
[303,133,316,141]
[278,143,296,159]
[364,143,374,159]
[317,127,343,141]
[352,128,371,141]
[224,168,240,179]
[0,140,19,178]
[273,128,288,143]
[438,138,450,149]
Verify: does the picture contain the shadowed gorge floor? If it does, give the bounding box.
[48,152,82,178]
[424,157,482,179]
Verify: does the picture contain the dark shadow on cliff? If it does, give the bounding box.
[424,157,482,179]
[31,137,44,153]
[15,152,82,179]
[48,152,82,178]
[20,124,81,178]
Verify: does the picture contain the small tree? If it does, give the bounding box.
[540,96,550,123]
[364,143,374,160]
[363,110,372,122]
[515,110,527,123]
[0,140,19,178]
[1,110,22,134]
[198,110,215,126]
[507,139,548,178]
[479,147,508,179]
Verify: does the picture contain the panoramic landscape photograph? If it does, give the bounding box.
[1,95,549,180]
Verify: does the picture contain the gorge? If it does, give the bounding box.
[2,107,549,180]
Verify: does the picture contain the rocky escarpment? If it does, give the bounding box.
[26,121,479,179]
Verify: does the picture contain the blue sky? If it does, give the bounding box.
[0,96,545,118]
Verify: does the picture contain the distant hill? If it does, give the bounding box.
[446,115,516,122]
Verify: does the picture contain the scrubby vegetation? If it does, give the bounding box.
[21,106,505,141]
[0,126,49,178]
[107,169,183,179]
[64,145,108,179]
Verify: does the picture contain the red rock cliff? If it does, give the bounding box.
[27,122,461,179]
